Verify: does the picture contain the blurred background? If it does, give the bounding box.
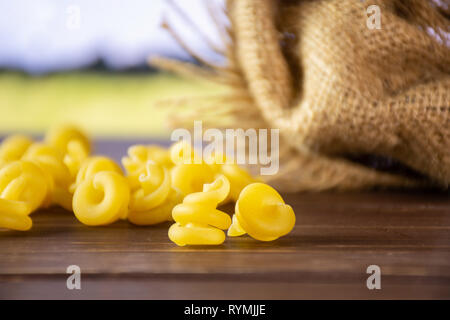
[0,0,226,138]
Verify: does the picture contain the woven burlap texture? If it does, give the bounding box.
[151,0,450,192]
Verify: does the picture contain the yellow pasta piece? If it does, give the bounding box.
[0,197,32,231]
[221,163,258,202]
[202,149,257,203]
[23,143,71,188]
[122,145,172,191]
[22,143,72,210]
[227,213,246,237]
[45,124,91,155]
[169,175,231,246]
[170,163,216,196]
[73,171,130,226]
[170,141,216,195]
[228,183,296,241]
[0,135,33,168]
[45,125,91,182]
[169,222,226,246]
[70,156,123,193]
[129,189,183,226]
[0,160,49,213]
[64,139,90,179]
[128,161,182,226]
[130,161,171,212]
[51,186,74,212]
[0,199,32,231]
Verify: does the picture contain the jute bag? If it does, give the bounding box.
[151,0,450,192]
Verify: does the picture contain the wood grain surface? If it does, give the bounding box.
[0,139,449,299]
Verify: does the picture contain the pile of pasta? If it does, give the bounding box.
[0,125,295,246]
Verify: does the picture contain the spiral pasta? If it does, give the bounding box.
[169,142,216,196]
[64,139,90,179]
[22,143,72,210]
[227,213,247,237]
[0,160,49,230]
[171,163,216,196]
[202,149,257,203]
[0,199,32,231]
[0,135,33,168]
[129,191,182,226]
[70,156,123,193]
[228,183,296,241]
[169,175,232,246]
[0,160,49,212]
[128,161,182,226]
[220,163,258,203]
[0,126,294,245]
[73,171,130,226]
[130,161,170,212]
[45,124,91,155]
[45,125,91,179]
[122,145,172,191]
[23,144,71,187]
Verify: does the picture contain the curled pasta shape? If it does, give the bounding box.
[129,188,183,226]
[70,156,123,193]
[45,124,91,155]
[169,175,231,246]
[122,145,172,191]
[169,142,217,195]
[130,161,171,212]
[64,139,90,178]
[0,199,32,231]
[227,213,246,237]
[221,163,258,202]
[128,161,182,226]
[171,163,216,196]
[23,143,71,188]
[0,160,48,213]
[168,223,227,246]
[198,149,257,203]
[22,143,72,210]
[228,183,296,241]
[73,171,130,226]
[0,135,33,168]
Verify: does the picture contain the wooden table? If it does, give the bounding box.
[0,139,449,299]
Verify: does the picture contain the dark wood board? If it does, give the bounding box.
[0,139,449,299]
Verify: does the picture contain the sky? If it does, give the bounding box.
[0,0,226,73]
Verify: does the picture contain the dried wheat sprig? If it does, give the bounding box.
[166,0,226,55]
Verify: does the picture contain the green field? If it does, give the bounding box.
[0,72,223,138]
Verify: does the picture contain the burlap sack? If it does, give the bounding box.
[151,0,450,192]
